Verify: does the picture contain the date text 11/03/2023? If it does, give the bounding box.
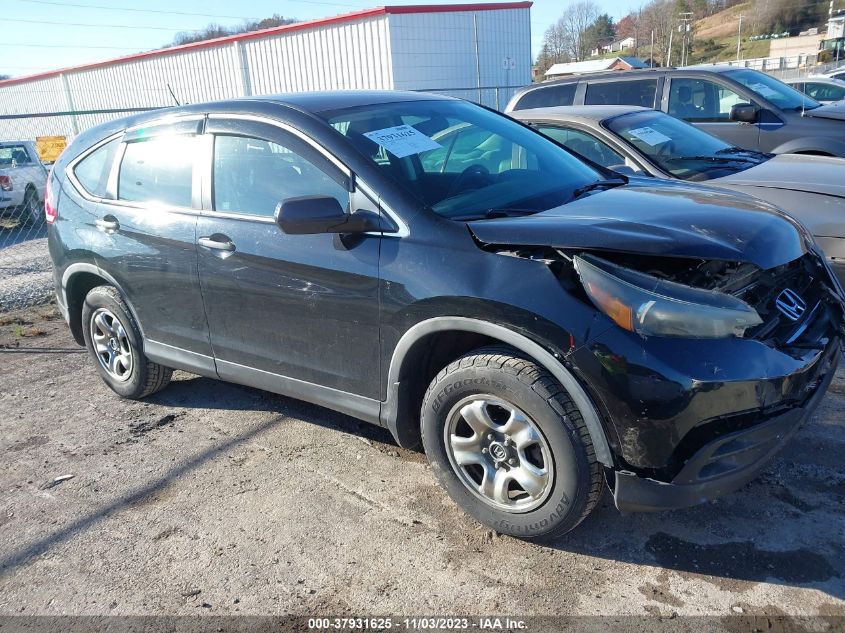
[307,618,528,630]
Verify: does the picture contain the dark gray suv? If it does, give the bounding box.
[45,91,844,540]
[507,66,845,156]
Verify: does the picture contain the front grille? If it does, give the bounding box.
[738,255,829,351]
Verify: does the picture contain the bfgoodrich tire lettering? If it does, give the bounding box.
[81,285,172,399]
[421,346,603,540]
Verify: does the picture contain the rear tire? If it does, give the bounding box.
[81,285,172,399]
[421,346,603,541]
[18,188,42,226]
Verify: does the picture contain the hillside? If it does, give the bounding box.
[695,2,751,41]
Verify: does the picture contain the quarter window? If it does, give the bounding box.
[73,138,119,198]
[512,83,577,110]
[584,79,658,107]
[212,135,348,218]
[118,135,196,207]
[668,78,747,122]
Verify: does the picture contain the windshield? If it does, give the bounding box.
[606,109,767,181]
[322,99,602,220]
[726,68,821,111]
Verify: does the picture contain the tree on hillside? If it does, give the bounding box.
[555,1,601,61]
[751,0,826,34]
[584,13,616,53]
[172,14,298,46]
[616,14,637,40]
[535,42,566,76]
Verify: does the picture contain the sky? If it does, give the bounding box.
[2,0,635,78]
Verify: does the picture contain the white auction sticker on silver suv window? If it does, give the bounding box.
[362,125,442,158]
[627,126,672,146]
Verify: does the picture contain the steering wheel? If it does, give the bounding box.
[656,140,677,157]
[446,164,492,198]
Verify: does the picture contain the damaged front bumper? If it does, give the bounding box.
[610,339,840,512]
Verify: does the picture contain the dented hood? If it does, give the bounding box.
[713,153,845,198]
[467,180,807,270]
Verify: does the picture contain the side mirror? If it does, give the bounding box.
[729,103,759,124]
[275,195,384,235]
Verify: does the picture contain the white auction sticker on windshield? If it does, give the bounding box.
[627,126,672,146]
[749,82,779,98]
[362,125,442,158]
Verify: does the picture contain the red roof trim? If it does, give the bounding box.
[0,2,532,88]
[384,2,531,14]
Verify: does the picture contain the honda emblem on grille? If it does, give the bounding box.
[775,288,806,321]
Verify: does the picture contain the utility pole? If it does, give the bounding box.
[667,27,674,66]
[736,13,743,61]
[651,30,654,67]
[679,12,693,66]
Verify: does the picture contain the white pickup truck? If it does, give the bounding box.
[0,140,49,225]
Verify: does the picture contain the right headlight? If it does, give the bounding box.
[574,254,763,339]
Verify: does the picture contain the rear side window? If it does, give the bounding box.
[118,135,196,207]
[512,83,577,110]
[585,79,658,107]
[0,144,34,165]
[73,138,119,198]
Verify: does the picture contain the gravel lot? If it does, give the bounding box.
[0,223,51,312]
[0,305,844,628]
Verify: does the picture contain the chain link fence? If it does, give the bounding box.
[719,55,845,80]
[0,108,161,313]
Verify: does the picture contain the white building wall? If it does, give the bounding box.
[243,15,392,94]
[0,5,530,141]
[388,7,531,108]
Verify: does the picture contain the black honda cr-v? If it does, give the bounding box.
[46,91,844,539]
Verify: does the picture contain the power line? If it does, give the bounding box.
[0,43,146,49]
[12,0,372,18]
[3,17,207,31]
[12,0,264,19]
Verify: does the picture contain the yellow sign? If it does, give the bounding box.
[35,135,67,163]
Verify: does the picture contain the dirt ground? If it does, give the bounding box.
[1,304,844,627]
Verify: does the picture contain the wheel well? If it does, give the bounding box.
[389,330,501,450]
[65,271,108,345]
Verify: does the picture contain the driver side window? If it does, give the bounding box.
[668,78,747,122]
[537,126,624,167]
[212,134,348,218]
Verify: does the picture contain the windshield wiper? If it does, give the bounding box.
[716,147,766,160]
[569,178,626,202]
[666,154,758,164]
[453,208,541,221]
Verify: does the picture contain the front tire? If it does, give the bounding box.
[81,285,172,399]
[421,346,603,540]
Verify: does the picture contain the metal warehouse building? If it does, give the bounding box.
[0,1,532,141]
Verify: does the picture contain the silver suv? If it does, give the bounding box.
[507,66,845,156]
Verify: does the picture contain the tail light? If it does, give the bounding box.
[45,168,57,224]
[0,175,12,192]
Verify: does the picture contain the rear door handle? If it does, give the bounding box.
[95,217,119,232]
[197,236,236,252]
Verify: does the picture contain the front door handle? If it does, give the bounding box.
[95,217,119,232]
[197,236,236,252]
